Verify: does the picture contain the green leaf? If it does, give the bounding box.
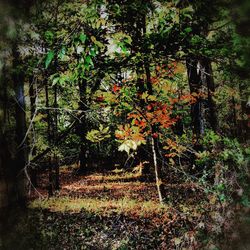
[85,55,94,67]
[90,47,97,57]
[45,50,55,69]
[180,6,194,19]
[118,140,138,155]
[58,47,66,60]
[44,30,54,43]
[79,33,87,43]
[118,142,131,155]
[174,0,181,6]
[184,27,192,33]
[102,127,109,133]
[86,125,110,143]
[52,77,60,86]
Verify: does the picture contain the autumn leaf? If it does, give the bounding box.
[113,84,121,93]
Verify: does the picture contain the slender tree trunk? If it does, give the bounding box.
[151,137,163,203]
[52,0,60,190]
[29,76,36,118]
[186,57,204,138]
[45,84,53,196]
[173,89,184,135]
[0,66,11,209]
[239,85,250,142]
[31,119,77,163]
[12,43,28,205]
[53,84,60,190]
[142,14,164,202]
[78,79,88,173]
[232,96,238,137]
[201,58,218,132]
[29,76,37,187]
[246,97,250,142]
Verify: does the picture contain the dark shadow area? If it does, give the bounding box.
[0,206,195,250]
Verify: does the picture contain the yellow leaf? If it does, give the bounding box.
[90,36,96,43]
[148,95,157,101]
[141,91,148,100]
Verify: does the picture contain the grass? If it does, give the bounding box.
[21,171,232,249]
[29,196,169,218]
[84,171,142,182]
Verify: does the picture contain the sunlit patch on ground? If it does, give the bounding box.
[30,196,170,218]
[20,168,249,250]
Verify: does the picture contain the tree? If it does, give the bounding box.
[0,0,35,209]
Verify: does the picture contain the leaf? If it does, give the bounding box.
[198,222,205,229]
[184,27,192,33]
[86,125,110,143]
[90,36,96,43]
[174,237,181,245]
[96,19,102,29]
[89,48,97,57]
[44,30,54,43]
[102,127,109,133]
[181,6,194,14]
[95,40,104,49]
[174,0,181,6]
[118,139,143,155]
[118,142,131,155]
[141,91,148,100]
[148,95,157,101]
[58,47,66,60]
[45,50,54,69]
[113,84,121,93]
[85,55,92,64]
[84,55,94,68]
[180,5,194,19]
[76,46,84,54]
[52,77,60,86]
[79,33,87,43]
[118,140,137,154]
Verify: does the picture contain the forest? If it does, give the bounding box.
[0,0,250,249]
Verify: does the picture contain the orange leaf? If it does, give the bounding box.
[113,84,121,93]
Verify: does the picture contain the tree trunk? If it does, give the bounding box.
[53,84,60,190]
[201,58,218,132]
[239,85,250,142]
[52,0,60,190]
[45,84,53,196]
[151,137,163,203]
[142,14,164,202]
[78,79,88,173]
[186,57,204,138]
[12,43,28,205]
[0,66,12,209]
[232,96,238,137]
[28,75,38,187]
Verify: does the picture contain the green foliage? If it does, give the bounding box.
[194,130,249,204]
[118,139,145,155]
[200,130,247,168]
[44,30,54,44]
[86,124,111,143]
[45,50,55,69]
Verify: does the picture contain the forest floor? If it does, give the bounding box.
[1,166,250,250]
